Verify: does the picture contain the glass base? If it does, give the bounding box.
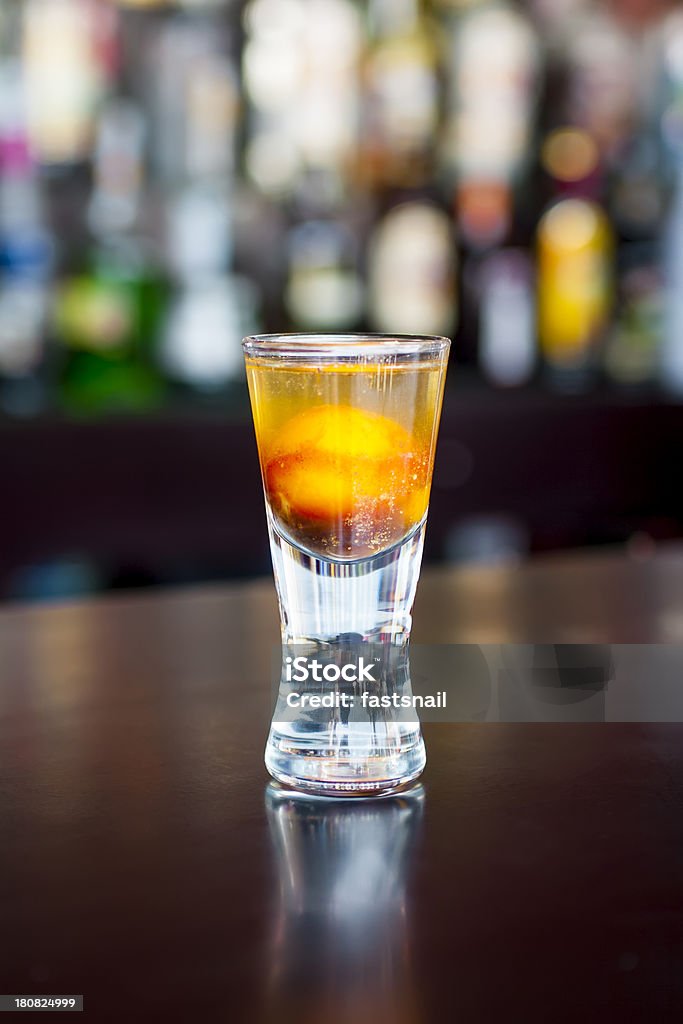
[265,724,426,797]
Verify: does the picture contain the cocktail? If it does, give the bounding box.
[244,334,450,795]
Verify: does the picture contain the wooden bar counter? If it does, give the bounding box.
[1,548,683,1021]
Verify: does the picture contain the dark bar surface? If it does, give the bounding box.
[1,547,683,1022]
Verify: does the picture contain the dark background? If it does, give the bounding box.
[1,0,682,600]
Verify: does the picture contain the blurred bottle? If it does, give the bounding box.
[658,11,683,396]
[242,0,302,199]
[478,249,535,387]
[150,15,239,187]
[285,214,364,331]
[590,130,663,390]
[561,8,639,164]
[0,63,54,415]
[537,197,613,390]
[243,0,362,200]
[242,0,364,331]
[56,98,167,414]
[442,0,540,251]
[242,0,366,331]
[268,148,365,331]
[540,125,602,202]
[88,100,146,238]
[535,121,614,389]
[21,0,118,167]
[604,247,662,388]
[434,0,542,368]
[609,136,664,244]
[528,0,590,40]
[605,147,663,387]
[161,184,260,397]
[537,0,650,405]
[361,0,440,189]
[368,197,457,337]
[148,13,261,395]
[662,163,683,396]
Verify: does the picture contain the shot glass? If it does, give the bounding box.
[244,333,450,795]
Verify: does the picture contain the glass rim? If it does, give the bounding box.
[242,332,451,359]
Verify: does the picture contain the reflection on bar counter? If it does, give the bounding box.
[0,0,681,410]
[264,783,424,1022]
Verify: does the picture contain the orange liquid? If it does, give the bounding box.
[245,358,446,560]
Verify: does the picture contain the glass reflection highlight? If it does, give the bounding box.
[263,781,424,1024]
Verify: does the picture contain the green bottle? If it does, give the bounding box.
[56,99,167,415]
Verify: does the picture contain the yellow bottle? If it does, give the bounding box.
[537,197,613,384]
